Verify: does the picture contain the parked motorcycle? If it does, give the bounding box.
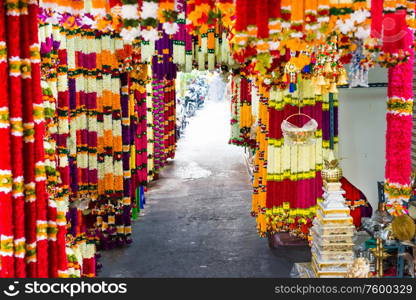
[176,97,188,139]
[184,90,197,118]
[175,75,209,139]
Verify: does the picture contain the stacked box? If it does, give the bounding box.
[311,182,355,278]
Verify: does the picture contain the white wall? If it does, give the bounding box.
[338,68,387,209]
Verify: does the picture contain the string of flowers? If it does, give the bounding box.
[159,0,179,35]
[38,22,61,275]
[384,23,414,215]
[62,25,95,277]
[152,79,165,174]
[251,80,269,236]
[120,0,141,43]
[136,70,148,185]
[1,0,17,278]
[229,72,256,148]
[216,0,234,30]
[53,21,72,278]
[119,71,132,245]
[229,74,242,145]
[146,67,155,181]
[113,35,125,248]
[238,76,255,147]
[141,0,160,42]
[41,80,60,278]
[187,0,216,35]
[11,2,30,277]
[172,0,186,67]
[28,0,49,277]
[163,79,176,159]
[22,0,38,277]
[130,61,148,220]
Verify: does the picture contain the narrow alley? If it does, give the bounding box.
[100,100,310,277]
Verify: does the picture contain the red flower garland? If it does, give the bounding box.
[371,0,383,38]
[256,0,269,39]
[235,0,249,32]
[29,1,49,277]
[56,29,71,278]
[0,1,15,279]
[21,1,36,278]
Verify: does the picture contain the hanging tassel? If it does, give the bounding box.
[329,82,338,93]
[302,64,310,73]
[324,62,332,73]
[315,85,322,95]
[289,82,297,93]
[317,75,326,85]
[337,71,348,85]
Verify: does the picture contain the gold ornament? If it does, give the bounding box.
[324,62,333,73]
[322,150,343,182]
[337,69,348,85]
[317,75,326,86]
[329,82,338,93]
[370,238,390,277]
[392,215,416,241]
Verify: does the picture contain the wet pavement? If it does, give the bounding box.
[99,100,310,277]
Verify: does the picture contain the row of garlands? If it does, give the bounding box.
[225,0,415,238]
[0,0,179,278]
[0,0,414,277]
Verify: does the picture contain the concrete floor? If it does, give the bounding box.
[99,100,310,278]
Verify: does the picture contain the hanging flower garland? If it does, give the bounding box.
[384,30,414,216]
[41,80,61,277]
[0,0,16,278]
[159,0,179,35]
[187,0,216,35]
[141,0,160,42]
[172,0,186,66]
[120,0,141,43]
[365,0,413,68]
[163,79,176,159]
[238,76,255,148]
[304,0,318,36]
[232,0,256,62]
[251,81,269,237]
[146,66,155,181]
[54,20,72,278]
[216,0,234,31]
[151,79,165,174]
[27,0,50,277]
[229,73,242,145]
